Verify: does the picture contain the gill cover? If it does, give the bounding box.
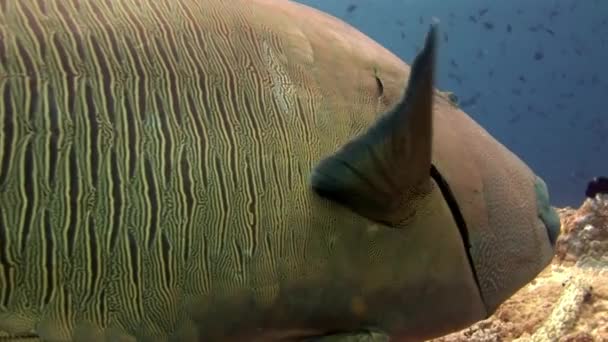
[432,90,558,313]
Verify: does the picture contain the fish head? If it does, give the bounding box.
[310,22,561,316]
[432,92,561,314]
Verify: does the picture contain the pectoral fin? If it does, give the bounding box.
[305,330,390,342]
[310,25,438,225]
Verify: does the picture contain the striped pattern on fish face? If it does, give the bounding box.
[0,0,422,340]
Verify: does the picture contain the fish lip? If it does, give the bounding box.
[534,176,561,247]
[543,206,561,247]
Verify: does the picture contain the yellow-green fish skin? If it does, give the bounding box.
[0,0,558,341]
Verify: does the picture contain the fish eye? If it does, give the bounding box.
[374,75,384,96]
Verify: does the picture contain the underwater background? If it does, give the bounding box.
[296,0,608,207]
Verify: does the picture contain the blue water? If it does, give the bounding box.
[296,0,608,207]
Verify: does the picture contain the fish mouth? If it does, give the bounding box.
[534,176,561,247]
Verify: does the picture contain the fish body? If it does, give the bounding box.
[0,0,559,341]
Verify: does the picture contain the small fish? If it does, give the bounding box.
[507,24,512,33]
[459,92,481,108]
[508,114,521,124]
[548,10,560,19]
[346,4,357,13]
[478,8,489,17]
[586,177,608,198]
[533,51,544,60]
[483,22,494,30]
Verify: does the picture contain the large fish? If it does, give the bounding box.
[0,0,560,341]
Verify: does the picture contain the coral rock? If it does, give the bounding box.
[430,195,608,342]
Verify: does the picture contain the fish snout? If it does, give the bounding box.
[534,176,561,247]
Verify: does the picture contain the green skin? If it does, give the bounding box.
[0,0,559,341]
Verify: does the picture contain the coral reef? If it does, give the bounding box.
[430,195,608,342]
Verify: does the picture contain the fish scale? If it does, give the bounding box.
[0,0,339,338]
